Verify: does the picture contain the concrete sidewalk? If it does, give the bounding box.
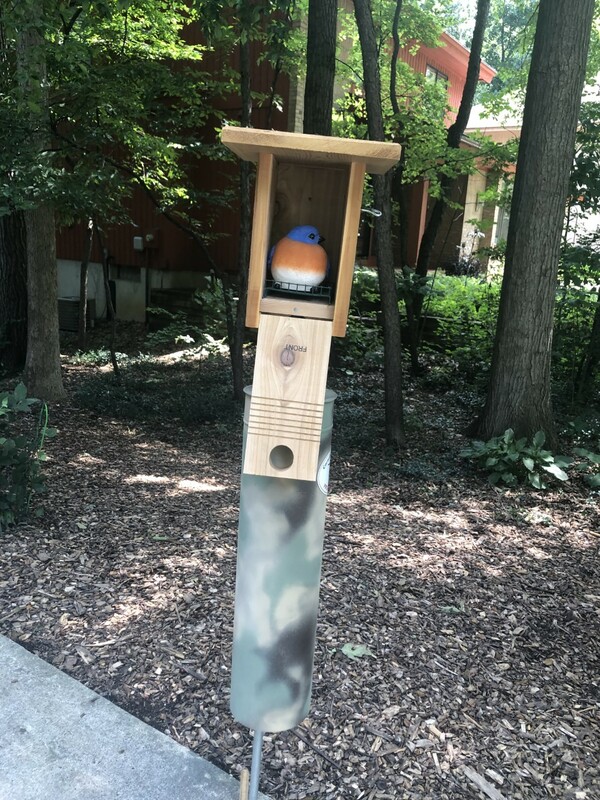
[0,636,266,800]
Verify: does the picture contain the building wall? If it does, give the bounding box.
[57,259,216,323]
[398,33,495,120]
[461,170,488,250]
[58,260,107,319]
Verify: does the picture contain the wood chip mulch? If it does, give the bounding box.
[1,361,599,800]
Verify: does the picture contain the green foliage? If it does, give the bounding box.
[0,0,235,240]
[69,348,127,367]
[0,383,57,529]
[553,233,600,402]
[145,309,208,350]
[570,101,600,215]
[421,275,501,388]
[564,415,600,488]
[145,280,230,350]
[461,429,571,490]
[334,0,492,197]
[339,269,383,369]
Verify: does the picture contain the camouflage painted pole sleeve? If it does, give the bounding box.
[230,388,335,733]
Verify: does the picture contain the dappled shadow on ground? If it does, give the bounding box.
[0,360,599,800]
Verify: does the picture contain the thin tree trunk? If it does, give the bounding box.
[231,36,252,403]
[78,219,93,351]
[389,0,420,374]
[374,171,405,446]
[413,0,490,318]
[93,223,120,380]
[469,0,595,445]
[303,0,337,136]
[0,211,28,375]
[354,0,404,448]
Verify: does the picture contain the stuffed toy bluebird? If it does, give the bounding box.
[268,225,329,289]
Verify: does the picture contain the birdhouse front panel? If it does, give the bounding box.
[243,315,332,481]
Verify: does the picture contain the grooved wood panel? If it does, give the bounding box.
[243,315,332,480]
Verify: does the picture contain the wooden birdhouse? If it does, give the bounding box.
[221,127,400,480]
[221,127,400,338]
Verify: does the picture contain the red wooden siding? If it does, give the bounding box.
[398,32,495,121]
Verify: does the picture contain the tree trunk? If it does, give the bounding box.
[469,0,595,445]
[354,0,405,448]
[24,204,64,399]
[303,0,337,136]
[230,36,252,403]
[18,25,64,400]
[374,171,405,445]
[78,219,93,351]
[413,0,490,314]
[0,211,28,375]
[388,0,420,375]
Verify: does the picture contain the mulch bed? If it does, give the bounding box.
[1,354,599,800]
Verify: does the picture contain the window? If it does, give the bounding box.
[426,65,448,85]
[494,207,510,245]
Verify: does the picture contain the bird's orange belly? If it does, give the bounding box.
[271,239,328,287]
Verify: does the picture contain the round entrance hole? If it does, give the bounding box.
[269,445,294,470]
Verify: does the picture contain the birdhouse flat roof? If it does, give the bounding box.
[221,127,401,174]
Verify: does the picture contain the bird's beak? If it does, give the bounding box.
[318,235,325,244]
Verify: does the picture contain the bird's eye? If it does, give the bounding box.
[309,233,315,240]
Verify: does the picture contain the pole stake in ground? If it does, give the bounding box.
[221,128,401,795]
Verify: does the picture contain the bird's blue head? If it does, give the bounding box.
[287,225,324,245]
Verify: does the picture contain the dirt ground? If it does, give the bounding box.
[1,350,599,799]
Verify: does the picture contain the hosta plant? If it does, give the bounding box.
[461,429,571,490]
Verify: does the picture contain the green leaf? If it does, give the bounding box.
[585,474,600,488]
[542,463,569,481]
[530,472,543,489]
[503,429,515,443]
[574,446,591,458]
[522,457,535,472]
[341,643,375,660]
[533,431,546,447]
[554,455,573,467]
[13,383,28,402]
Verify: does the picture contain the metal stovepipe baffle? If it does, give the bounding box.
[232,388,336,797]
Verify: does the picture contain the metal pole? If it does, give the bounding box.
[248,729,264,800]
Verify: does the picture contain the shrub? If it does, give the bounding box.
[0,383,57,529]
[460,429,570,490]
[420,275,501,389]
